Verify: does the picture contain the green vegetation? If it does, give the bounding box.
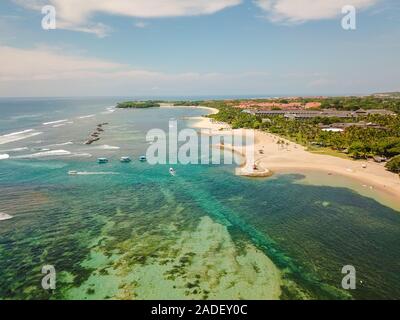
[172,101,203,106]
[117,100,203,108]
[319,96,400,113]
[203,97,400,174]
[386,156,400,173]
[116,101,161,109]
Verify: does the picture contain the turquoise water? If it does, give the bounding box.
[0,98,399,300]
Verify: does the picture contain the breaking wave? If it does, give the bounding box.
[0,154,10,160]
[78,114,95,119]
[0,129,42,145]
[46,142,73,147]
[101,106,116,114]
[94,145,120,150]
[43,119,68,126]
[14,150,92,159]
[0,147,29,152]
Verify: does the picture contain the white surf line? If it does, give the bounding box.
[78,114,96,119]
[45,142,73,147]
[0,147,29,152]
[0,154,10,160]
[93,144,120,150]
[0,129,42,145]
[52,123,67,128]
[68,152,92,158]
[43,119,68,126]
[14,149,72,159]
[14,149,92,159]
[101,106,116,114]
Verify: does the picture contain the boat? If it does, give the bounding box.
[97,158,109,164]
[169,168,176,176]
[139,156,147,162]
[68,170,78,175]
[120,156,132,163]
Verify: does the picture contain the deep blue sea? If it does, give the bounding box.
[0,98,399,300]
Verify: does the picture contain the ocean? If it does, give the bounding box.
[0,97,399,300]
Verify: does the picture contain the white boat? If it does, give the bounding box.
[139,156,147,162]
[120,157,132,163]
[169,168,176,176]
[68,170,78,175]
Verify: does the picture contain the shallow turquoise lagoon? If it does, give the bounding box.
[0,98,399,300]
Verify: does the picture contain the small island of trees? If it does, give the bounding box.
[116,101,162,109]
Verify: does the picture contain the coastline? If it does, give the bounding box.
[190,108,400,211]
[160,103,219,116]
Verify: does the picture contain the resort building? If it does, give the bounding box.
[319,121,387,132]
[243,108,396,119]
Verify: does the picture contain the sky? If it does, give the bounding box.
[0,0,399,97]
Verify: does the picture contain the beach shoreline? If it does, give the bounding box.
[190,108,400,211]
[160,103,219,115]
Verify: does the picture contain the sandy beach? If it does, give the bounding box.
[160,104,219,115]
[191,111,400,210]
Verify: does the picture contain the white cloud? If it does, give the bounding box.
[7,46,230,95]
[254,0,380,23]
[1,45,396,97]
[0,45,275,96]
[0,45,126,81]
[14,0,241,36]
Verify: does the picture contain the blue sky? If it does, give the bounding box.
[0,0,399,97]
